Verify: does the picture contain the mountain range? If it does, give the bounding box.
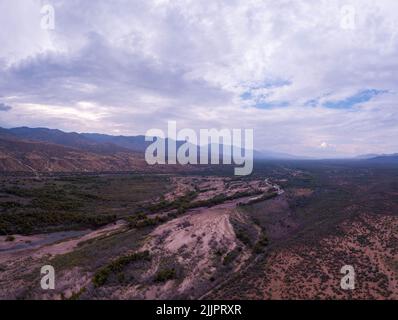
[0,127,149,173]
[0,126,396,173]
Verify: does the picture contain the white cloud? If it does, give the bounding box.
[320,142,328,149]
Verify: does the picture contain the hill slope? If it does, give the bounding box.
[0,136,146,173]
[368,154,398,163]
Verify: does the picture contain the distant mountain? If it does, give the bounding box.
[355,153,383,160]
[81,133,149,152]
[0,127,207,173]
[367,153,398,162]
[81,132,187,154]
[254,150,310,160]
[2,127,297,159]
[4,127,95,148]
[1,127,131,154]
[0,126,309,172]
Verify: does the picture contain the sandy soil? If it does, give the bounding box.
[0,220,127,299]
[0,221,126,264]
[212,213,398,300]
[111,203,251,300]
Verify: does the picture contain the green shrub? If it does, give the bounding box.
[92,251,150,287]
[154,268,176,282]
[0,211,116,235]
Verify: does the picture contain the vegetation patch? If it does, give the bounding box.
[154,268,177,283]
[230,218,257,248]
[0,211,116,235]
[223,248,241,266]
[92,250,151,287]
[5,235,15,242]
[145,191,198,213]
[0,174,170,235]
[253,234,269,254]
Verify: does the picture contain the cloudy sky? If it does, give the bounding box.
[0,0,397,157]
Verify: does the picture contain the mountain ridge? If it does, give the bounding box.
[3,126,388,173]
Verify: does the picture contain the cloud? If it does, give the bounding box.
[320,142,329,149]
[0,103,12,112]
[0,0,397,157]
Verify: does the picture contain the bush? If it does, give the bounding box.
[154,268,176,282]
[5,235,15,242]
[145,191,198,213]
[92,251,151,287]
[235,231,251,247]
[222,249,240,265]
[253,234,269,254]
[127,215,168,229]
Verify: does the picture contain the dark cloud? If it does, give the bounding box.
[0,32,231,109]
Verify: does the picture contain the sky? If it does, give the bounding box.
[0,0,397,158]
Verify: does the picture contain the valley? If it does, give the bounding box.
[0,161,397,300]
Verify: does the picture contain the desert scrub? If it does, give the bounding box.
[0,211,117,235]
[230,217,258,248]
[154,268,177,282]
[5,235,15,242]
[92,250,150,287]
[145,191,198,213]
[253,234,269,254]
[222,248,241,266]
[126,214,168,229]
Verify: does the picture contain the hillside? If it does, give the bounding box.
[0,136,147,173]
[0,128,207,174]
[368,154,398,163]
[0,126,313,173]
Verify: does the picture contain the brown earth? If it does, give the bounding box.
[209,213,398,300]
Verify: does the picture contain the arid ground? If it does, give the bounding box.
[0,161,397,300]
